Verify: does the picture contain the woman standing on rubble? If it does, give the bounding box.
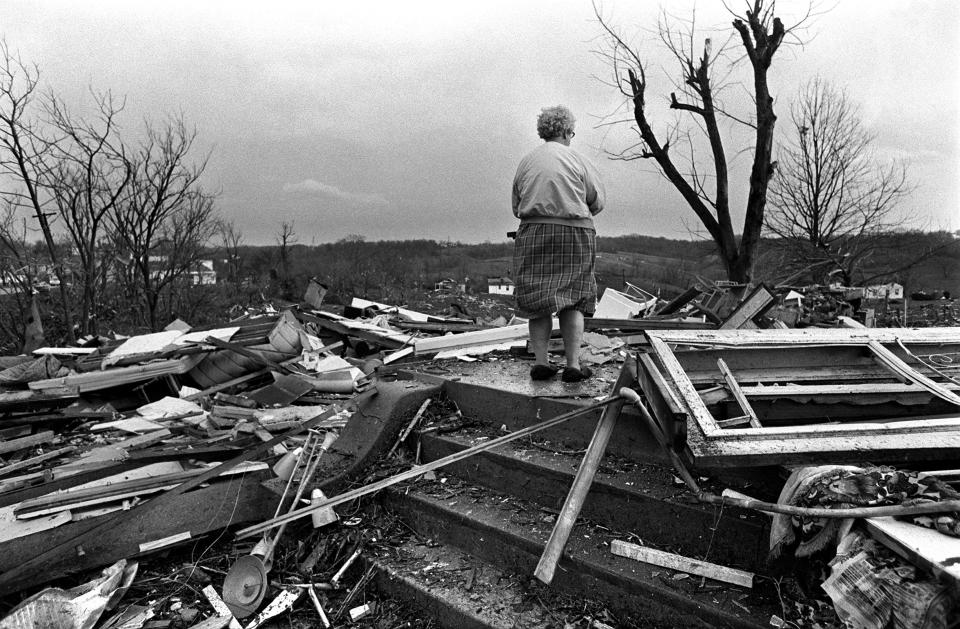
[512,105,605,382]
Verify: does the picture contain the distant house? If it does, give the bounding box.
[189,260,217,285]
[864,282,904,301]
[434,278,465,293]
[487,276,514,296]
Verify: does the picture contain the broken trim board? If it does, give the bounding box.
[351,298,431,322]
[413,323,534,356]
[865,517,960,588]
[611,539,754,588]
[29,356,203,393]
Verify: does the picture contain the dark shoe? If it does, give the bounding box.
[530,364,559,380]
[561,366,592,383]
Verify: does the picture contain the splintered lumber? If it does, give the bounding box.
[655,286,702,316]
[867,340,960,407]
[295,311,408,350]
[611,539,754,588]
[29,356,201,393]
[719,284,775,330]
[865,517,960,588]
[14,462,268,518]
[235,391,627,539]
[716,358,761,428]
[350,297,431,322]
[412,323,530,356]
[0,389,376,595]
[0,430,55,456]
[0,446,76,478]
[387,398,431,457]
[534,364,633,585]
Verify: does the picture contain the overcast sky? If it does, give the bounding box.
[2,0,957,245]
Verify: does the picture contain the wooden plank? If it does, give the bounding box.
[0,431,55,456]
[865,517,960,588]
[0,474,279,595]
[716,358,761,428]
[646,336,721,435]
[585,318,713,331]
[611,539,754,588]
[413,323,531,355]
[738,382,960,398]
[0,446,76,478]
[684,423,960,468]
[684,365,899,385]
[635,353,687,448]
[719,284,775,330]
[534,364,632,584]
[235,392,626,539]
[867,340,960,407]
[295,311,409,349]
[351,297,431,322]
[647,327,960,347]
[28,356,202,393]
[0,390,375,595]
[655,287,701,316]
[701,415,960,440]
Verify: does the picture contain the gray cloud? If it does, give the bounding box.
[282,179,390,207]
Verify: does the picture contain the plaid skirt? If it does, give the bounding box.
[513,223,597,318]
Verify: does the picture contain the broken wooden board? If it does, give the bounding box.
[413,323,531,356]
[29,355,203,393]
[0,473,279,595]
[865,517,960,589]
[719,284,775,330]
[611,539,754,588]
[640,328,960,468]
[14,462,267,519]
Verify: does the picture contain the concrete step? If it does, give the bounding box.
[369,535,583,628]
[417,431,770,573]
[374,473,779,628]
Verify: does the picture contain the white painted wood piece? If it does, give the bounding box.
[611,539,754,588]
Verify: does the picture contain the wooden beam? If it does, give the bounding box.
[646,327,960,347]
[719,284,775,330]
[29,356,202,393]
[716,358,761,428]
[864,517,960,588]
[534,363,633,584]
[585,318,712,331]
[867,340,960,407]
[0,389,377,595]
[15,462,268,518]
[654,287,701,316]
[0,446,75,478]
[234,392,627,539]
[0,431,55,456]
[413,323,530,355]
[611,539,754,588]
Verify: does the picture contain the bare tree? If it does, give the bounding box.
[595,1,807,285]
[0,41,75,339]
[218,219,244,285]
[275,221,297,299]
[111,114,217,330]
[765,78,911,285]
[44,90,132,336]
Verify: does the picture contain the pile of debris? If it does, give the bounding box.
[0,284,958,628]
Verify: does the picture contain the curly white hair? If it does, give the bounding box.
[536,105,575,140]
